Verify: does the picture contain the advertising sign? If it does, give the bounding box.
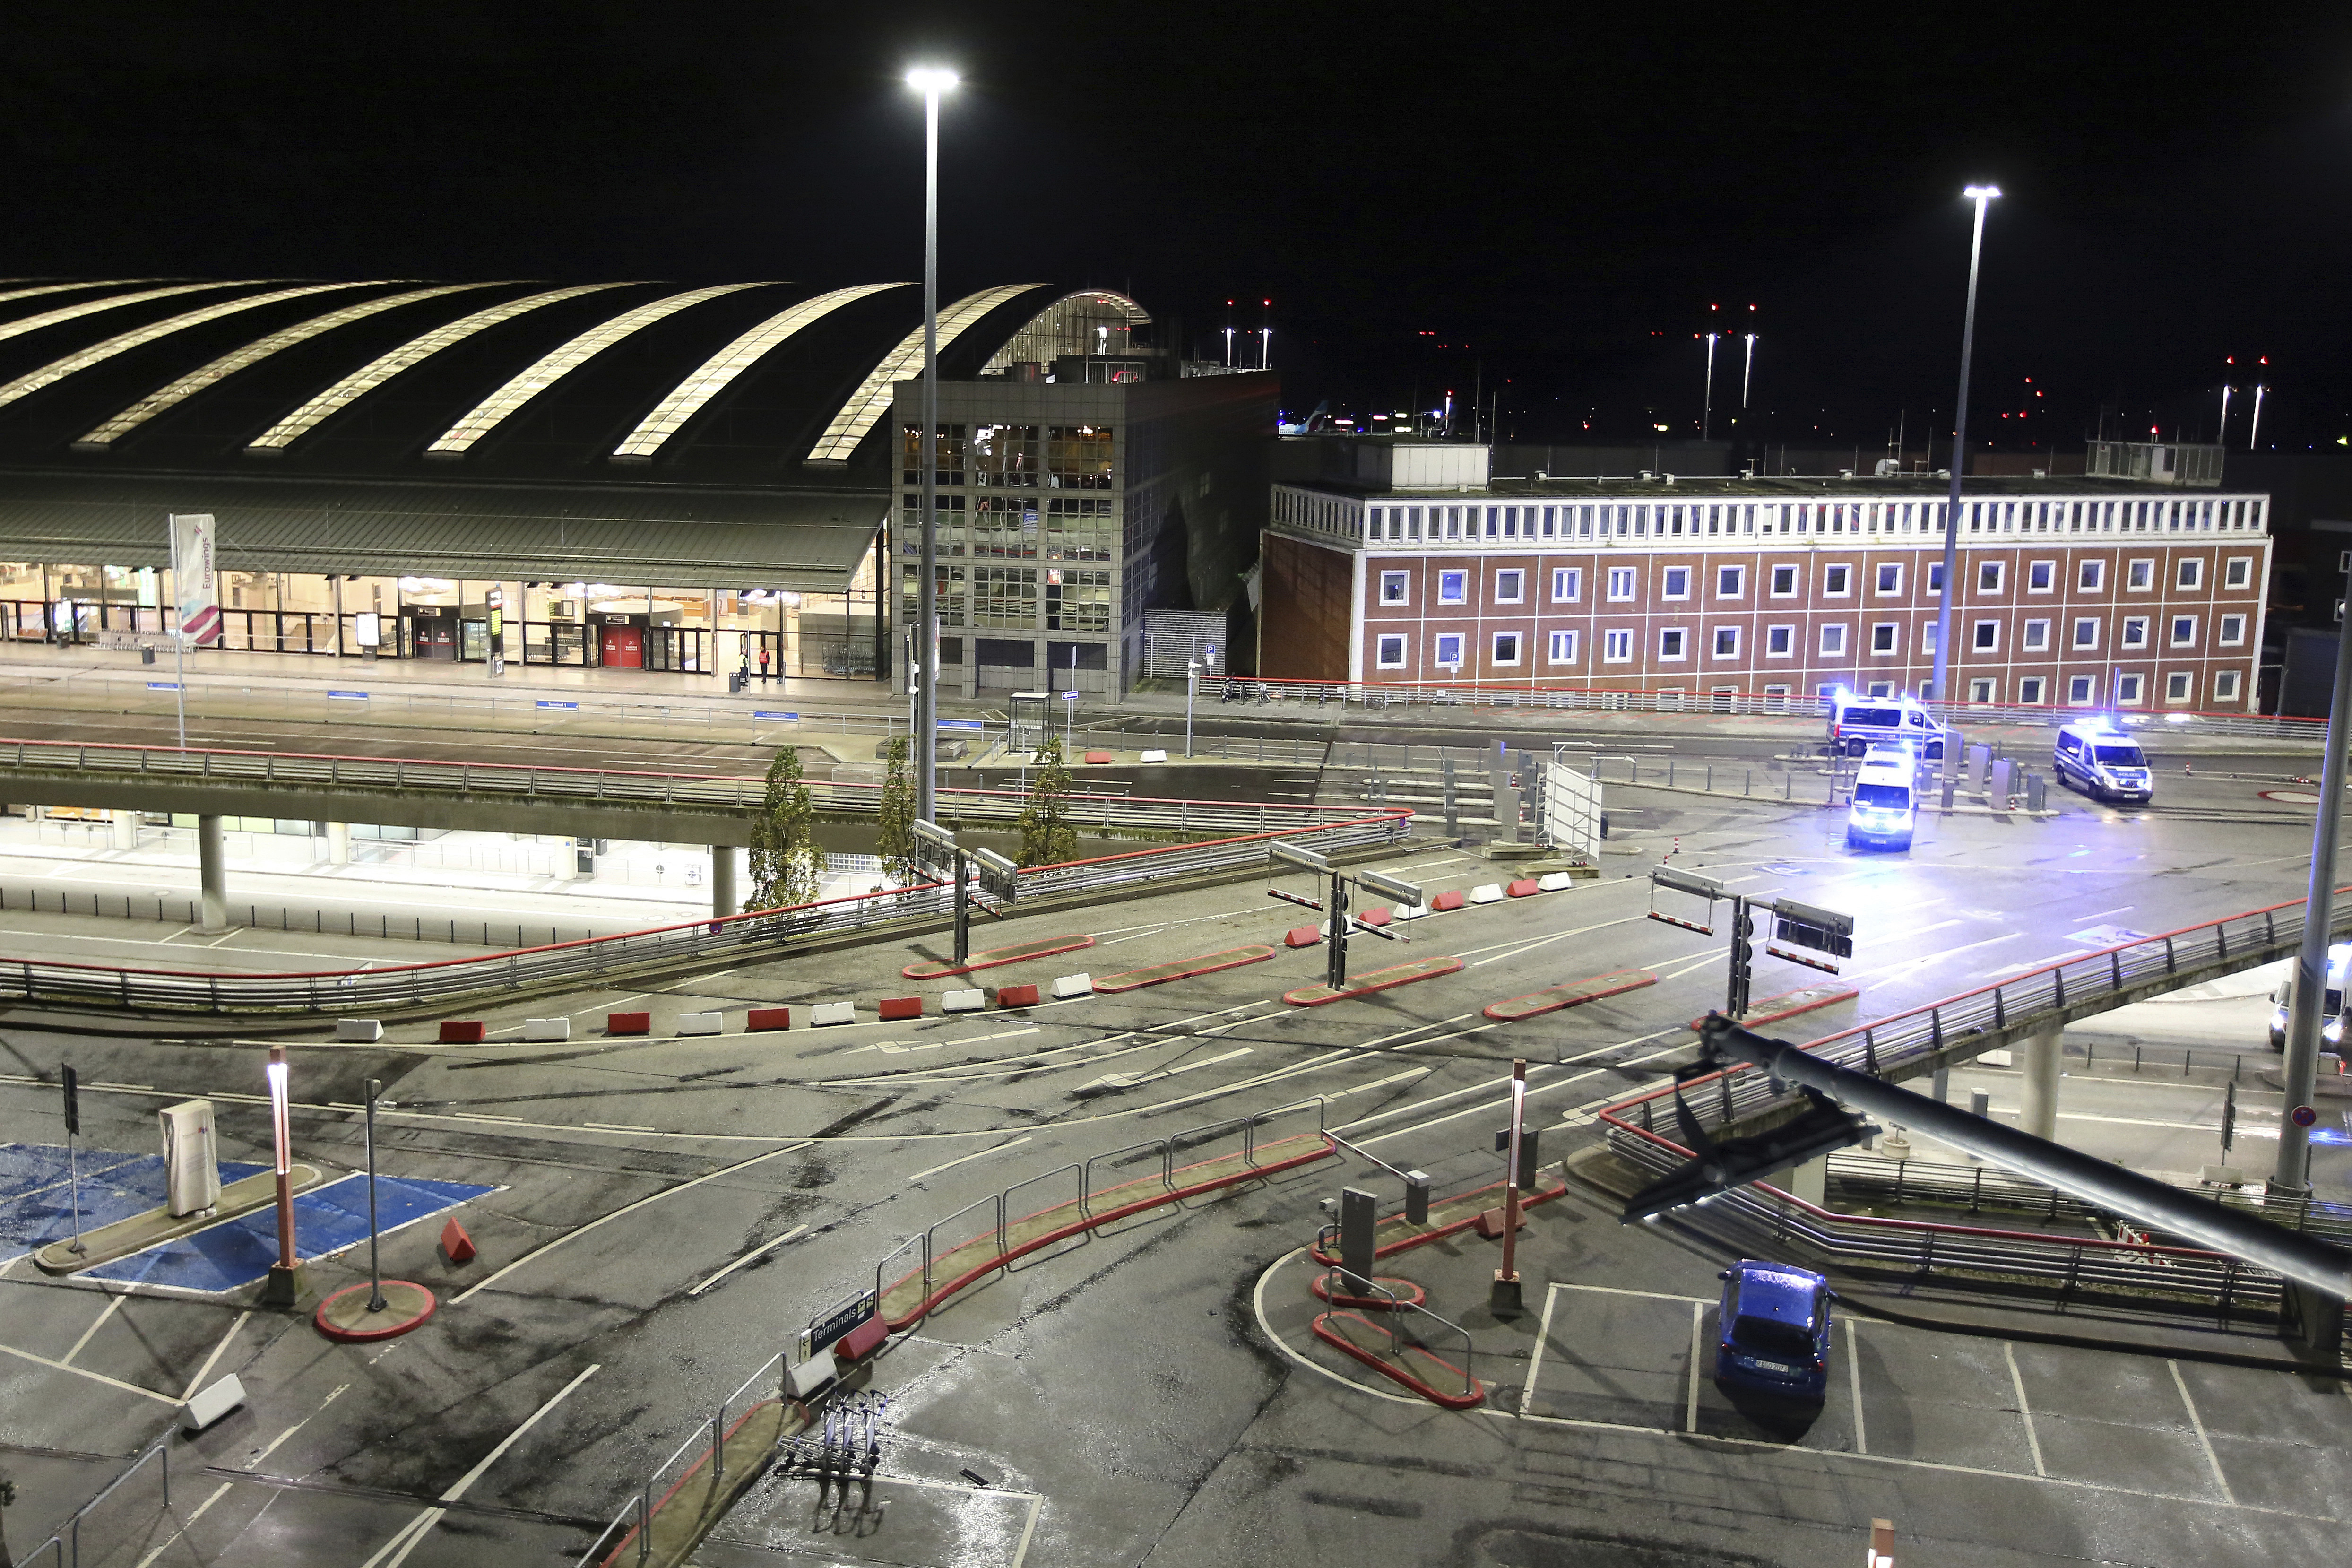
[168,513,220,646]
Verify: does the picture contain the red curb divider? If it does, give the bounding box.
[1506,878,1541,898]
[314,1281,437,1343]
[606,1011,651,1036]
[882,1133,1335,1329]
[834,1316,889,1361]
[1356,906,1393,927]
[1283,955,1464,1007]
[1485,968,1658,1023]
[902,934,1095,980]
[1308,1273,1427,1311]
[1309,1175,1570,1265]
[1284,926,1321,948]
[747,1006,792,1031]
[995,983,1041,1008]
[878,996,923,1021]
[437,1020,484,1043]
[1311,1310,1487,1409]
[441,1218,476,1265]
[1473,1205,1529,1239]
[1430,889,1467,912]
[1084,749,1114,764]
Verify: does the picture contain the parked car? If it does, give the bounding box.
[1714,1258,1833,1401]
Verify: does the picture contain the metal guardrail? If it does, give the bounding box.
[1315,1262,1479,1402]
[18,1434,170,1568]
[0,809,1411,1013]
[0,737,1362,836]
[1157,675,2321,742]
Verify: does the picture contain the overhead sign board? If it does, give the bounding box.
[972,846,1020,903]
[909,818,960,879]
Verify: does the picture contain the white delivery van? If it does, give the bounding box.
[1826,690,1948,760]
[2053,720,2153,803]
[1845,745,1917,851]
[2268,943,2351,1052]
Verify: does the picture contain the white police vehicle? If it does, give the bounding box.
[1826,690,1947,760]
[1845,745,1917,850]
[2053,719,2153,803]
[2267,944,2350,1053]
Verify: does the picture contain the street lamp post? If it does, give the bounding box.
[1701,332,1718,442]
[260,1044,302,1307]
[906,66,958,825]
[1930,185,2000,709]
[1186,660,1200,759]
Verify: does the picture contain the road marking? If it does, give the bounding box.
[243,1381,349,1471]
[182,1310,251,1399]
[0,1338,177,1403]
[60,1287,127,1365]
[1521,1284,1561,1418]
[686,1224,809,1298]
[133,1481,234,1568]
[2170,1360,2235,1505]
[907,1135,1034,1184]
[2005,1341,2046,1477]
[581,1122,657,1133]
[1686,1300,1704,1432]
[451,1144,809,1305]
[358,1363,602,1568]
[1848,1319,1867,1454]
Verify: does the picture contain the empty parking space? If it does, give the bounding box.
[2168,1359,2352,1517]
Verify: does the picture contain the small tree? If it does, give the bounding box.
[744,745,828,911]
[1018,736,1079,867]
[876,734,917,883]
[1,1470,17,1568]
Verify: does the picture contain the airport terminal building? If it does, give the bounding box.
[0,277,1271,695]
[1261,442,2272,712]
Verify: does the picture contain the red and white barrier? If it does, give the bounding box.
[522,1018,570,1042]
[678,1012,724,1035]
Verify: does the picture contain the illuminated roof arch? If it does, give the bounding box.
[425,283,772,456]
[245,283,632,451]
[611,282,910,462]
[73,282,502,450]
[803,283,1044,465]
[0,281,267,350]
[977,289,1150,374]
[0,283,373,415]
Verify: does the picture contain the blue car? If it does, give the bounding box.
[1714,1259,1833,1401]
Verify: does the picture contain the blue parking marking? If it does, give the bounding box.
[0,1144,267,1264]
[83,1174,495,1293]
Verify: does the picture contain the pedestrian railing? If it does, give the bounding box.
[1314,1264,1481,1402]
[574,1352,796,1568]
[0,811,1412,1013]
[17,1433,170,1568]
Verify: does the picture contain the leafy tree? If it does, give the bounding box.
[1018,736,1079,867]
[744,745,828,911]
[876,734,917,883]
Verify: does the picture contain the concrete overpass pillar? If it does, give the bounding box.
[710,845,737,918]
[111,811,137,850]
[197,814,228,934]
[2019,1025,2062,1143]
[1780,1154,1828,1208]
[325,821,350,865]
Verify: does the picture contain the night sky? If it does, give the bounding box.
[8,3,2351,453]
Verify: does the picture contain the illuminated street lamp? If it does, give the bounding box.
[1929,184,1999,708]
[260,1044,303,1306]
[906,65,958,824]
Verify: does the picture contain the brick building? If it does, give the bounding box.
[1260,446,2271,711]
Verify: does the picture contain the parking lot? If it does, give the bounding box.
[1517,1281,2352,1520]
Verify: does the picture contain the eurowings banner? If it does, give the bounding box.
[169,512,220,646]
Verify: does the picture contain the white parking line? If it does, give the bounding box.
[1686,1301,1704,1432]
[906,1135,1033,1184]
[60,1289,127,1365]
[243,1382,349,1472]
[358,1363,602,1568]
[182,1310,251,1399]
[2170,1360,2235,1505]
[686,1224,809,1298]
[2005,1341,2047,1477]
[0,1339,176,1403]
[1847,1320,1867,1454]
[1521,1286,1560,1418]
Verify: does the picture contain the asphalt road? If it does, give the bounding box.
[0,780,2346,1566]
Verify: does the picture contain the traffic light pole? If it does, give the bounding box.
[952,847,971,967]
[1726,895,1753,1018]
[1326,867,1349,991]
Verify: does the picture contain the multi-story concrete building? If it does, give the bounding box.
[1261,443,2271,711]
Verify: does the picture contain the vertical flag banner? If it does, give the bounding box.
[170,512,220,645]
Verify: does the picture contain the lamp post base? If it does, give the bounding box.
[1489,1271,1524,1318]
[259,1261,309,1309]
[315,1280,437,1342]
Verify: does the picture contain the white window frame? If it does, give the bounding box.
[2068,675,2097,705]
[2026,559,2055,593]
[2216,668,2243,701]
[1492,629,1522,666]
[1550,566,1581,603]
[1716,565,1745,598]
[1818,623,1847,656]
[2121,615,2149,649]
[1661,565,1691,600]
[1969,677,1996,703]
[1607,566,1637,602]
[1870,622,1899,654]
[1972,619,1999,653]
[2219,613,2247,647]
[2223,556,2252,589]
[2177,558,2203,590]
[2126,558,2154,591]
[1601,628,1634,664]
[1875,562,1902,596]
[2021,619,2049,651]
[2117,672,2145,705]
[1433,632,1465,667]
[2170,614,2197,647]
[1374,633,1406,668]
[1712,625,1739,659]
[1547,629,1578,665]
[2165,670,2193,704]
[1494,569,1524,605]
[2079,560,2106,591]
[1765,624,1794,658]
[1822,563,1851,597]
[1659,627,1688,661]
[1769,564,1799,598]
[1977,561,2004,594]
[2019,676,2046,704]
[2072,617,2100,650]
[1436,569,1468,605]
[1378,570,1409,606]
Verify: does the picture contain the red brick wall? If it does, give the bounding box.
[1259,531,1354,681]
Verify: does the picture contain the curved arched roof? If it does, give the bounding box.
[0,278,1156,591]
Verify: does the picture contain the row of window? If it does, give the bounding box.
[899,423,1116,489]
[1374,611,2247,669]
[1375,554,2255,608]
[900,565,1112,630]
[1346,495,2265,545]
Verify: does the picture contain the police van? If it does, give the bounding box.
[2266,944,2350,1053]
[2053,720,2153,803]
[1845,745,1917,850]
[1826,691,1947,759]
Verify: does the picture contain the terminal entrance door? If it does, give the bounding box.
[600,624,645,668]
[407,613,457,660]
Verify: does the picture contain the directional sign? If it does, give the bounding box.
[752,710,798,721]
[146,681,180,691]
[61,1064,78,1136]
[937,719,986,731]
[1269,841,1331,874]
[909,818,960,879]
[972,846,1020,903]
[327,690,367,701]
[1769,895,1855,959]
[1059,690,1080,700]
[535,700,579,710]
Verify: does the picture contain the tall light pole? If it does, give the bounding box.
[1930,184,1999,708]
[2249,383,2267,450]
[1701,332,1719,441]
[906,66,957,823]
[2275,593,2352,1199]
[1223,299,1235,367]
[1741,332,1757,408]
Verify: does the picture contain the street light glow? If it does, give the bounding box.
[1964,183,2002,200]
[905,67,959,92]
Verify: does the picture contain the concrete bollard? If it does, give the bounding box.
[677,1012,725,1035]
[810,1002,856,1027]
[522,1018,571,1042]
[747,1006,791,1031]
[1051,973,1093,998]
[877,997,923,1021]
[1469,883,1505,904]
[943,989,986,1013]
[335,1018,383,1042]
